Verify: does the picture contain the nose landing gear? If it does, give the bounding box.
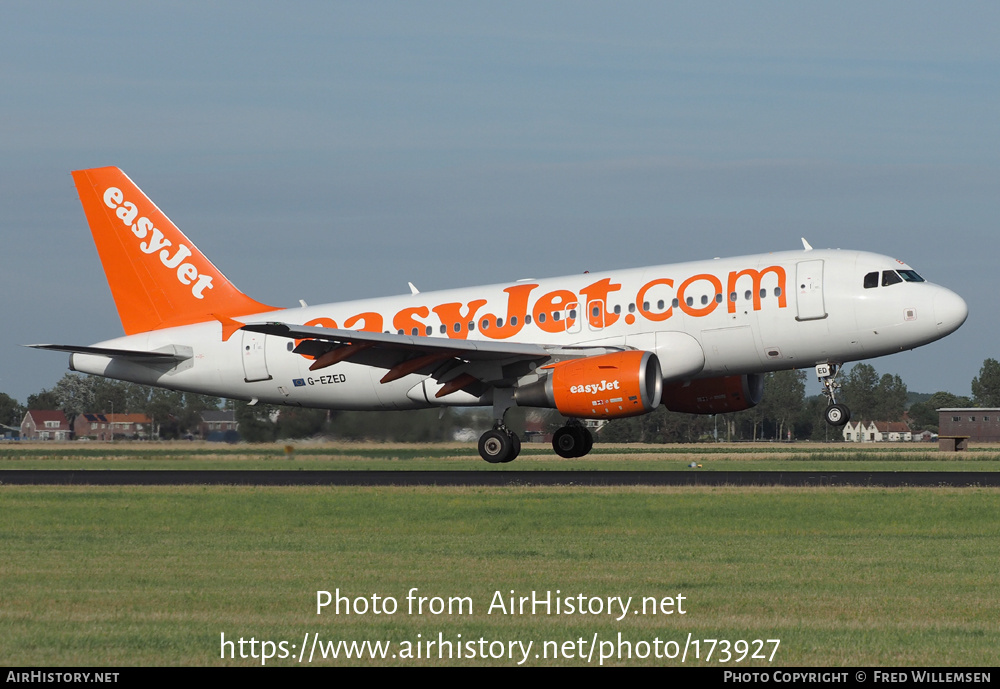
[817,363,851,427]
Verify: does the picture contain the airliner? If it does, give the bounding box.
[31,167,968,462]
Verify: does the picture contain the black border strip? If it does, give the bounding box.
[1,470,999,486]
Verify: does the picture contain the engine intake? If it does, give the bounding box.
[514,350,662,418]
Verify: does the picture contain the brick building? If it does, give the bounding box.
[938,408,1000,443]
[21,410,72,441]
[73,413,152,441]
[199,410,238,441]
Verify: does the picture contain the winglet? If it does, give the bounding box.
[71,167,281,335]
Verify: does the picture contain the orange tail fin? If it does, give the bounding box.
[72,167,280,335]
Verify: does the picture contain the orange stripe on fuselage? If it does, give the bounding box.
[293,268,787,349]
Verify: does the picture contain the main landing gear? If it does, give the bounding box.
[817,363,850,427]
[476,422,595,463]
[478,426,521,464]
[478,389,521,464]
[476,389,595,463]
[552,422,593,459]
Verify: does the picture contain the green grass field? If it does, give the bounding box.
[2,441,1000,471]
[1,444,998,666]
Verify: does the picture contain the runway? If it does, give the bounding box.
[1,470,998,486]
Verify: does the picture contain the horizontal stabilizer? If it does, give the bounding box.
[25,344,193,363]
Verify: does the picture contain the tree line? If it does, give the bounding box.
[600,358,1000,442]
[4,359,1000,442]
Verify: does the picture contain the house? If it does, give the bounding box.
[199,410,238,441]
[73,413,152,441]
[876,421,913,442]
[843,419,912,443]
[21,410,72,441]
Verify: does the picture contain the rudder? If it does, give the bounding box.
[72,167,279,335]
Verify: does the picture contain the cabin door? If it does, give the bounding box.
[795,260,827,321]
[241,331,272,382]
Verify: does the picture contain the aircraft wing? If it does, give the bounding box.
[241,322,551,359]
[241,321,618,395]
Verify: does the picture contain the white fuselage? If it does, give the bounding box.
[68,248,968,411]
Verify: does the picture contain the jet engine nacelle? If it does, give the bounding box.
[514,350,663,418]
[662,374,764,414]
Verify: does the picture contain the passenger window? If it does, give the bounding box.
[672,298,679,308]
[613,305,621,315]
[686,296,693,307]
[744,290,752,300]
[510,316,518,327]
[592,306,600,318]
[656,300,664,310]
[882,270,902,287]
[700,295,709,305]
[525,315,532,324]
[730,292,737,302]
[454,323,461,333]
[481,319,489,330]
[628,303,635,313]
[774,287,782,297]
[538,313,546,323]
[715,294,723,303]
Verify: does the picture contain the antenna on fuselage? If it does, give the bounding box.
[801,238,813,251]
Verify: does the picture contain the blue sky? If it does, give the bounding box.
[2,2,997,404]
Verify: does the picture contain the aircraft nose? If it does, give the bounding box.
[934,288,969,336]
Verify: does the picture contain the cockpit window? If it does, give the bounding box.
[882,270,903,287]
[863,272,879,289]
[898,270,924,282]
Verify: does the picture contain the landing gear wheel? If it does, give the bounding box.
[553,427,580,458]
[580,427,593,456]
[503,433,521,464]
[479,429,513,464]
[824,403,850,427]
[552,425,594,458]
